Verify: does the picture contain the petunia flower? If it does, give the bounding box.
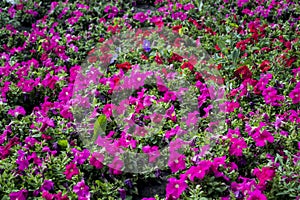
[229,138,247,157]
[8,106,26,117]
[16,150,29,171]
[168,154,186,173]
[72,148,90,165]
[253,167,276,186]
[189,160,211,180]
[64,162,79,180]
[108,156,123,175]
[133,12,148,23]
[118,188,126,200]
[89,152,104,169]
[73,179,90,198]
[247,189,267,200]
[166,177,187,199]
[10,189,28,200]
[252,130,274,147]
[41,180,54,191]
[143,39,151,52]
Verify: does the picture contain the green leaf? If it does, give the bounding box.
[232,48,239,64]
[217,39,226,51]
[58,140,68,148]
[93,114,107,140]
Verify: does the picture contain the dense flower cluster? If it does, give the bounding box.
[0,0,299,199]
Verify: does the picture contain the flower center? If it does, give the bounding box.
[175,184,179,188]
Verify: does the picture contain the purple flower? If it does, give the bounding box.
[41,180,54,191]
[119,188,126,200]
[229,138,247,157]
[16,150,29,171]
[124,179,133,188]
[72,148,90,165]
[143,39,151,52]
[73,180,90,198]
[58,86,73,103]
[9,189,28,200]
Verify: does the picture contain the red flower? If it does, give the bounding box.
[168,53,183,63]
[215,45,221,51]
[181,62,194,71]
[286,56,297,67]
[172,25,182,33]
[141,54,148,60]
[155,54,164,64]
[260,60,271,72]
[116,62,131,70]
[234,65,252,80]
[99,38,105,43]
[88,56,98,63]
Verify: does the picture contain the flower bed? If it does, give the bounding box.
[0,0,299,199]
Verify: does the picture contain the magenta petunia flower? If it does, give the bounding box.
[185,160,211,181]
[165,105,177,122]
[168,154,186,173]
[247,189,267,200]
[252,130,274,147]
[64,162,79,180]
[166,177,187,199]
[16,150,29,171]
[289,83,300,104]
[72,148,90,165]
[133,12,148,23]
[58,86,73,103]
[8,106,26,117]
[73,180,90,198]
[9,189,28,200]
[253,167,276,186]
[102,104,113,118]
[108,156,124,175]
[41,74,59,89]
[89,152,104,169]
[229,138,247,157]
